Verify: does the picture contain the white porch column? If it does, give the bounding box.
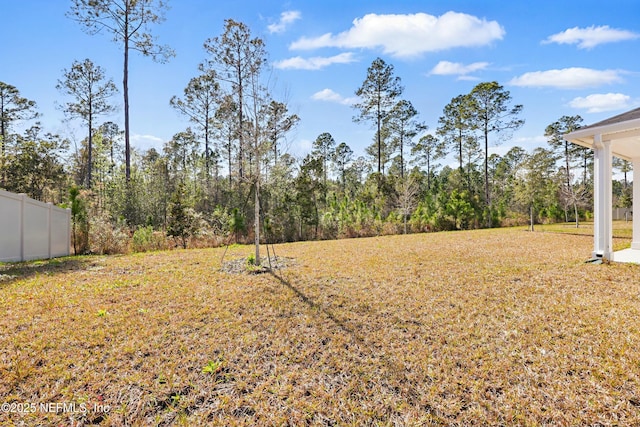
[592,134,613,259]
[633,157,640,250]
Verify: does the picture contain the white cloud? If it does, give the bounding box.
[430,61,489,77]
[544,25,639,49]
[132,134,165,150]
[273,52,356,70]
[509,67,623,89]
[311,88,358,105]
[568,93,631,113]
[268,10,301,34]
[513,135,548,145]
[290,12,504,58]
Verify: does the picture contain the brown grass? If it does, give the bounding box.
[1,226,639,426]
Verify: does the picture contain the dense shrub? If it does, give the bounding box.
[90,214,130,255]
[132,225,168,253]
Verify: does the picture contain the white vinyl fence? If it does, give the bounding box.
[613,207,632,221]
[0,189,71,262]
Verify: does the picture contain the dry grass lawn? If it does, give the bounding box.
[1,226,640,426]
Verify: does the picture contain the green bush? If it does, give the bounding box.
[132,226,153,252]
[132,225,168,253]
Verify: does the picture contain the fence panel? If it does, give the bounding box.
[51,205,71,258]
[23,198,50,260]
[0,190,23,262]
[0,189,70,262]
[612,207,632,221]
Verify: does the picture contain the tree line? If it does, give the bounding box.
[0,1,633,255]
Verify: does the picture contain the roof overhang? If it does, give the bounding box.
[565,116,640,161]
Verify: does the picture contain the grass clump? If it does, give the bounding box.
[246,253,256,266]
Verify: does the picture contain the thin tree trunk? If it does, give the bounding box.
[215,161,219,205]
[314,192,318,239]
[564,143,571,189]
[377,90,381,176]
[458,129,463,171]
[237,61,244,180]
[254,178,260,265]
[273,136,278,164]
[87,106,93,188]
[624,170,628,188]
[484,127,490,210]
[123,15,131,183]
[530,205,534,232]
[73,221,77,255]
[228,135,232,188]
[109,136,114,174]
[205,120,210,186]
[400,133,404,180]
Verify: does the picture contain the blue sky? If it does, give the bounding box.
[3,0,640,165]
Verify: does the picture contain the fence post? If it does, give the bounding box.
[65,208,71,257]
[48,203,52,259]
[19,193,25,262]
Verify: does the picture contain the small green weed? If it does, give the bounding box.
[202,359,223,375]
[246,254,256,266]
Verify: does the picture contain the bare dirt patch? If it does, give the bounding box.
[220,255,297,274]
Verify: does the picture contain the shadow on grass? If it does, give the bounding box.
[268,270,425,409]
[268,270,360,340]
[530,222,633,240]
[535,230,593,238]
[0,256,95,288]
[535,230,631,239]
